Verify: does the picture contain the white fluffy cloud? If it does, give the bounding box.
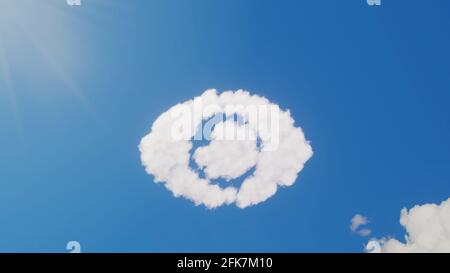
[350,214,371,237]
[194,120,259,181]
[139,89,313,209]
[369,197,450,253]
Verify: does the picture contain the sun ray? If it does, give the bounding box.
[13,16,101,122]
[0,0,102,123]
[0,37,24,140]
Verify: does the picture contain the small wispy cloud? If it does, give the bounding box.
[350,214,371,237]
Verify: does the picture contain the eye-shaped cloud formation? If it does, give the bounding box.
[368,197,450,253]
[139,89,313,209]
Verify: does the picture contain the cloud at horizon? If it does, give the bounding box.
[368,197,450,253]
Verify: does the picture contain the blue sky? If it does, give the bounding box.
[0,0,449,252]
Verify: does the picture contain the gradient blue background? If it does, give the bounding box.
[0,0,449,252]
